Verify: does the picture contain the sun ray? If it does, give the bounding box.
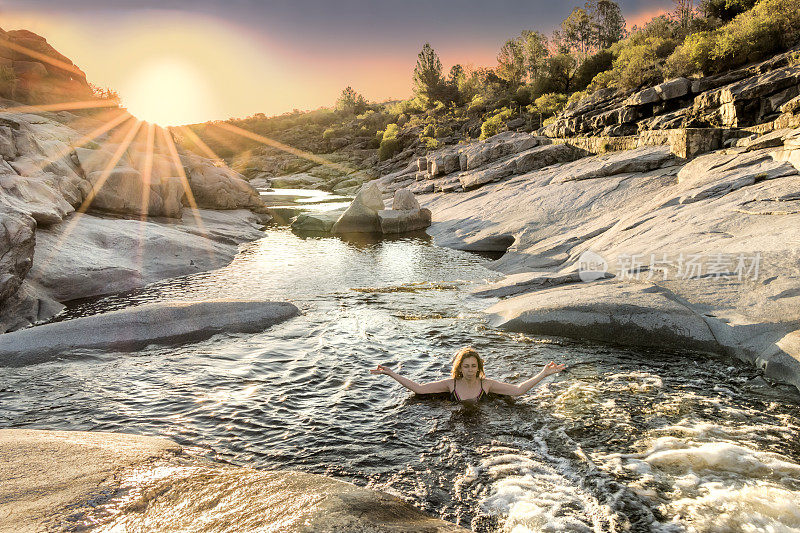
[140,122,156,222]
[0,39,87,80]
[191,124,245,157]
[214,122,359,176]
[176,125,227,165]
[159,126,211,242]
[136,122,156,275]
[0,100,121,114]
[32,119,143,278]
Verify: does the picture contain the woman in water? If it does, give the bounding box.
[370,346,566,402]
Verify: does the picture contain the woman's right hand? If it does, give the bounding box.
[370,364,392,375]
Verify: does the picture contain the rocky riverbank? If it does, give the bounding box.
[0,100,273,331]
[371,123,800,393]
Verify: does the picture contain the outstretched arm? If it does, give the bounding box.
[370,365,451,394]
[485,361,566,396]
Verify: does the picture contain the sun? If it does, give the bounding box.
[120,57,215,127]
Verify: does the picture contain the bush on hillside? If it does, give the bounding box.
[666,0,800,77]
[379,123,401,160]
[573,49,615,91]
[480,107,513,139]
[532,93,568,117]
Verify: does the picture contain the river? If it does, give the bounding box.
[1,190,799,532]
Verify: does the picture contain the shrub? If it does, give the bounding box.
[533,93,568,117]
[322,127,337,141]
[379,123,401,160]
[422,137,440,150]
[573,49,615,91]
[421,123,435,138]
[480,107,513,139]
[467,95,487,114]
[379,138,401,160]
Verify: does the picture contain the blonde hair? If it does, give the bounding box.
[451,346,485,380]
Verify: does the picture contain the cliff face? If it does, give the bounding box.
[0,27,93,104]
[544,46,800,139]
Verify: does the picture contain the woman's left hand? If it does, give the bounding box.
[542,361,566,376]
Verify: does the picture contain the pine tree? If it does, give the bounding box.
[413,43,443,103]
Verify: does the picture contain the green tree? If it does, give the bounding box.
[672,0,696,30]
[413,43,444,104]
[497,38,526,85]
[520,30,550,84]
[588,0,627,49]
[335,86,367,114]
[448,64,465,85]
[558,7,597,58]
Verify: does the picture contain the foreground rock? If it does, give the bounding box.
[0,429,467,532]
[0,299,299,366]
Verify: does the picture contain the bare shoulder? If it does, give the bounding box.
[482,378,501,392]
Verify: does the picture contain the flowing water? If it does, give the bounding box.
[1,194,799,532]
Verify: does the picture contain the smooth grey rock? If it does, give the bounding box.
[184,158,264,210]
[290,210,343,233]
[0,126,17,160]
[377,208,431,234]
[0,205,35,303]
[0,299,300,365]
[392,188,420,210]
[654,77,692,101]
[0,174,74,226]
[626,87,659,106]
[159,176,186,218]
[332,182,384,234]
[29,210,264,302]
[552,146,674,183]
[487,281,722,353]
[86,167,165,216]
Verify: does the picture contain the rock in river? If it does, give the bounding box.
[0,299,300,366]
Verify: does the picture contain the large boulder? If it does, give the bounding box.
[0,173,74,226]
[85,167,165,216]
[392,188,421,210]
[0,299,300,365]
[378,208,432,234]
[184,159,264,210]
[487,280,722,354]
[332,182,385,234]
[159,176,186,218]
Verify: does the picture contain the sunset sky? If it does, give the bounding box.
[1,0,672,125]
